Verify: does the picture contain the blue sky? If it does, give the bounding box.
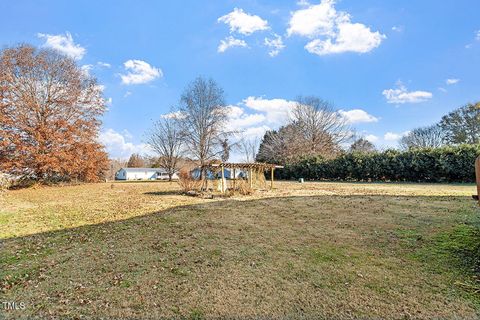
[1,0,480,159]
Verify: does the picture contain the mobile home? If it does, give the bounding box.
[115,168,178,181]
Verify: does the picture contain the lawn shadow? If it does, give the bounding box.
[1,193,479,319]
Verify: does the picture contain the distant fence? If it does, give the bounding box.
[279,144,480,183]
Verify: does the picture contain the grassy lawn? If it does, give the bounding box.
[1,181,479,319]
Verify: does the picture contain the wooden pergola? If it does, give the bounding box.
[207,162,284,192]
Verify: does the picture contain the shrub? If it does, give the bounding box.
[0,172,12,191]
[281,144,480,183]
[235,179,253,195]
[177,170,202,192]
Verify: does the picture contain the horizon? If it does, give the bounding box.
[1,0,479,160]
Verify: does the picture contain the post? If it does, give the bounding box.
[249,168,253,188]
[233,167,236,191]
[476,156,480,205]
[221,164,225,193]
[270,167,274,190]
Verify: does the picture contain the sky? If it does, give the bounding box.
[1,0,480,160]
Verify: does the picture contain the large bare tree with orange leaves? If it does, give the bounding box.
[0,44,108,182]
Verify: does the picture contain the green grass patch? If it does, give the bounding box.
[414,221,480,306]
[308,246,348,264]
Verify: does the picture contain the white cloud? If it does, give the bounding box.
[446,78,460,85]
[161,111,187,119]
[466,30,479,49]
[218,8,269,35]
[80,64,93,76]
[37,32,86,60]
[120,60,162,85]
[225,105,266,131]
[365,134,379,143]
[97,61,111,68]
[297,0,310,6]
[242,125,271,139]
[391,26,404,33]
[384,132,401,141]
[98,128,151,159]
[81,63,111,76]
[264,34,285,57]
[382,82,432,104]
[218,36,248,53]
[288,0,385,55]
[287,0,337,38]
[339,109,379,124]
[305,22,385,55]
[124,91,132,98]
[243,96,297,126]
[234,113,266,128]
[226,105,245,119]
[122,129,133,140]
[384,131,409,141]
[438,87,447,93]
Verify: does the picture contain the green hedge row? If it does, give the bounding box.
[279,144,480,183]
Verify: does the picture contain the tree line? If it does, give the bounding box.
[253,98,480,182]
[399,103,480,149]
[279,144,480,183]
[2,42,478,185]
[256,100,480,168]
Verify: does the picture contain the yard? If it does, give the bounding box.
[1,181,479,319]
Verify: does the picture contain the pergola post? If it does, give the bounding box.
[249,168,253,188]
[233,167,236,191]
[221,164,225,193]
[270,167,275,190]
[476,156,480,205]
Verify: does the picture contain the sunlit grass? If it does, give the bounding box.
[0,181,478,319]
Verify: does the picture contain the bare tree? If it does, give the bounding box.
[349,138,376,153]
[256,124,304,164]
[256,97,351,164]
[292,96,351,157]
[177,77,231,181]
[105,158,127,180]
[0,44,108,182]
[147,117,183,181]
[127,153,145,168]
[399,125,445,149]
[240,137,259,163]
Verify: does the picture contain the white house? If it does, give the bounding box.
[115,168,179,181]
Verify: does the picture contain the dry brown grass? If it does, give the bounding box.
[0,181,479,319]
